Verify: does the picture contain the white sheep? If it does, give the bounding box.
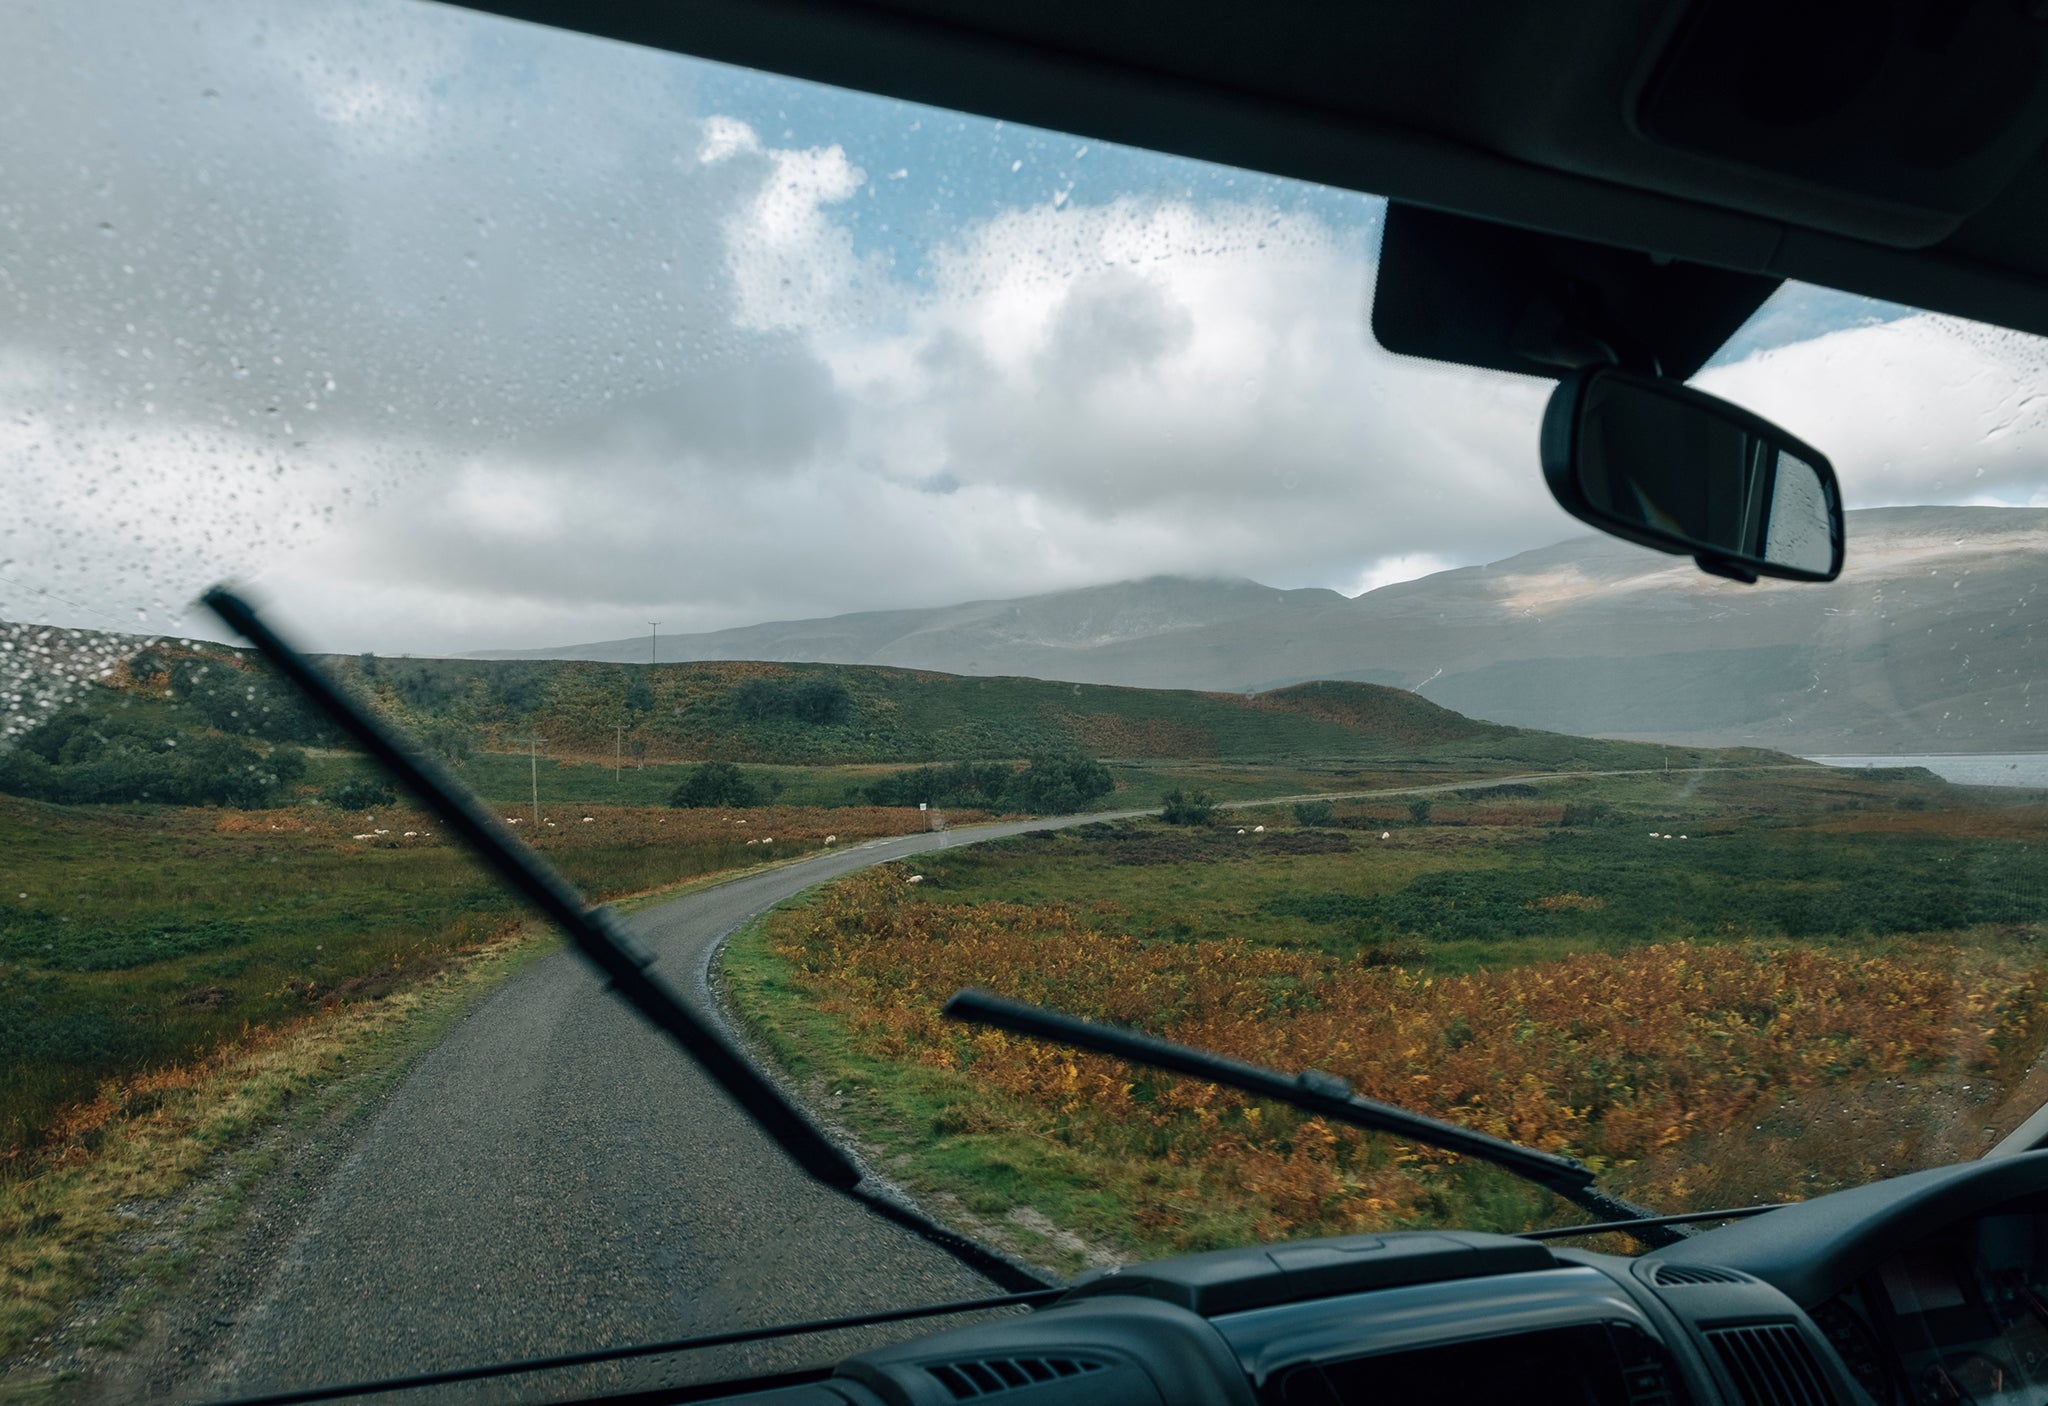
[1381,831,1391,840]
[582,816,594,823]
[746,839,757,846]
[906,874,924,885]
[762,837,773,843]
[1253,825,1265,833]
[352,833,375,841]
[1236,828,1247,835]
[825,834,837,845]
[403,831,417,838]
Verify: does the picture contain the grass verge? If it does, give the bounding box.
[0,918,559,1384]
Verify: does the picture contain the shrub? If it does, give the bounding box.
[1007,755,1114,814]
[1407,798,1433,825]
[1159,788,1215,826]
[864,761,1009,809]
[1293,800,1335,827]
[0,707,293,807]
[414,716,475,765]
[267,745,308,790]
[1559,801,1618,827]
[670,761,759,808]
[320,776,398,810]
[733,676,854,726]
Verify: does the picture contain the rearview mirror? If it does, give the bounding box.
[1540,367,1843,583]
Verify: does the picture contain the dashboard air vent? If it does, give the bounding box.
[925,1355,1107,1399]
[1651,1263,1750,1286]
[1705,1323,1834,1406]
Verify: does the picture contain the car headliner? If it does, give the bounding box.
[447,0,2048,343]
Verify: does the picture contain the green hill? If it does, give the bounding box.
[262,652,1717,771]
[0,628,1772,813]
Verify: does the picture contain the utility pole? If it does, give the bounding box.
[649,621,660,666]
[615,723,623,784]
[524,736,546,827]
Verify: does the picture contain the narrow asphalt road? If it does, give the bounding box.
[178,811,1138,1405]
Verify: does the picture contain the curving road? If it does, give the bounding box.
[177,812,1137,1405]
[169,765,1818,1402]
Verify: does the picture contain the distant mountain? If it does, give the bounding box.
[482,507,2048,754]
[476,576,1349,677]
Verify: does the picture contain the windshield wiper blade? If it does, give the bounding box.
[1516,1203,1789,1243]
[944,988,1684,1247]
[202,588,1055,1294]
[203,1288,1064,1406]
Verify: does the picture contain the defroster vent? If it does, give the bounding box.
[1650,1263,1751,1286]
[925,1355,1107,1399]
[1705,1323,1835,1406]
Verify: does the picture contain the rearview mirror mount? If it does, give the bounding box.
[1540,367,1844,583]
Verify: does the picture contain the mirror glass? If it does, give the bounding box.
[1552,369,1842,580]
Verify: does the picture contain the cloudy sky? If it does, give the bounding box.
[4,0,2047,659]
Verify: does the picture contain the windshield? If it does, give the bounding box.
[5,1,2048,1400]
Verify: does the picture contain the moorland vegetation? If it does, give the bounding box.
[728,768,2048,1267]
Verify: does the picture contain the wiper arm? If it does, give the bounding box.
[203,588,1054,1293]
[944,988,1685,1248]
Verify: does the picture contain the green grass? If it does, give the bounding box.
[868,768,2043,976]
[0,795,811,1158]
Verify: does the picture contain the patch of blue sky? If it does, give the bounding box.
[1706,284,1917,366]
[690,56,1909,359]
[694,60,1381,283]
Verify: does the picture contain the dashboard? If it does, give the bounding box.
[641,1151,2048,1406]
[1804,1208,2048,1406]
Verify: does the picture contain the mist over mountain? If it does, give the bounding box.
[479,507,2048,753]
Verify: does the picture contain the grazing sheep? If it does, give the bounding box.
[403,831,417,838]
[582,816,594,823]
[824,835,837,845]
[1236,828,1247,835]
[906,874,924,885]
[746,839,757,846]
[352,833,375,841]
[1253,825,1265,833]
[1381,831,1391,840]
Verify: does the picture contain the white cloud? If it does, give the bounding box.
[1698,314,2048,508]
